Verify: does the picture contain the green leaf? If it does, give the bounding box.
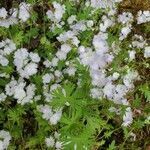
[107,140,116,150]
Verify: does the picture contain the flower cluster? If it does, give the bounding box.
[45,132,63,150]
[38,105,62,125]
[0,0,149,149]
[0,2,30,28]
[137,10,150,24]
[5,77,36,105]
[0,39,16,66]
[13,48,40,78]
[0,130,11,150]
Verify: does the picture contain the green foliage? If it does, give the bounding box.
[140,83,150,102]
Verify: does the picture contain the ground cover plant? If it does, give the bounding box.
[0,0,150,149]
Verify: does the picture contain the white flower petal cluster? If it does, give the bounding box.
[70,21,87,32]
[144,46,150,58]
[18,2,31,22]
[90,88,103,99]
[0,8,7,19]
[119,25,132,41]
[137,10,150,24]
[0,17,18,28]
[67,15,76,25]
[123,70,139,89]
[38,105,62,125]
[45,136,55,148]
[78,18,139,126]
[0,39,16,66]
[64,66,76,76]
[128,50,136,61]
[90,0,122,9]
[122,107,133,127]
[43,83,61,102]
[0,2,30,28]
[5,78,36,105]
[47,2,65,23]
[42,73,54,84]
[56,44,72,60]
[0,130,11,150]
[45,132,63,150]
[118,12,134,41]
[100,15,114,32]
[118,12,133,24]
[57,30,80,47]
[46,1,65,31]
[131,34,146,49]
[78,29,114,100]
[0,93,7,103]
[13,48,40,78]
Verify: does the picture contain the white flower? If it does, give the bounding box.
[87,20,94,28]
[38,105,62,125]
[67,15,76,24]
[71,21,87,32]
[72,36,80,46]
[43,59,51,68]
[14,87,26,100]
[144,46,150,58]
[128,50,136,61]
[0,130,11,150]
[13,48,29,70]
[0,93,7,102]
[22,62,38,78]
[46,10,54,21]
[5,78,17,96]
[132,34,146,48]
[0,55,9,66]
[55,141,63,150]
[91,0,114,8]
[103,82,115,99]
[14,48,40,78]
[0,39,16,66]
[57,31,79,46]
[118,12,133,24]
[54,70,62,78]
[122,107,133,126]
[64,66,76,76]
[53,2,65,22]
[123,70,139,88]
[29,52,41,63]
[55,43,72,61]
[100,16,114,32]
[20,84,36,105]
[50,84,61,92]
[45,136,55,148]
[42,74,53,84]
[47,2,65,23]
[5,78,36,105]
[112,72,120,80]
[90,88,103,99]
[0,8,7,19]
[61,44,71,53]
[51,57,59,67]
[93,32,109,53]
[137,10,150,24]
[119,25,131,40]
[19,2,30,22]
[56,51,67,60]
[38,105,53,120]
[50,110,62,125]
